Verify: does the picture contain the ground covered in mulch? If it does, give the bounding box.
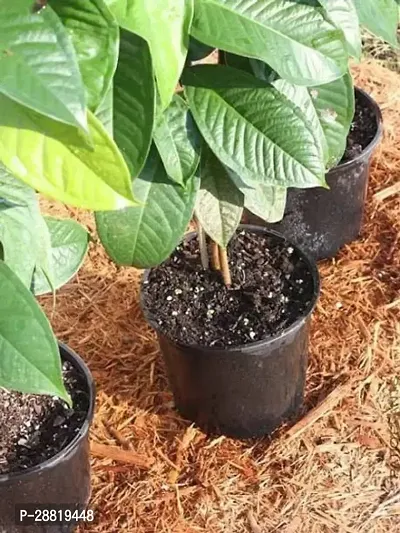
[40,60,400,533]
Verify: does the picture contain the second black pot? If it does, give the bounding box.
[141,226,320,439]
[245,88,383,261]
[0,343,95,533]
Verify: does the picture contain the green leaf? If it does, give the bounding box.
[95,84,113,135]
[34,214,55,293]
[32,217,89,296]
[353,0,398,47]
[153,95,201,186]
[0,94,135,210]
[113,30,155,177]
[195,148,243,247]
[0,260,69,402]
[318,0,361,59]
[243,183,287,223]
[96,146,200,268]
[50,0,119,111]
[191,0,348,86]
[0,0,87,131]
[0,166,38,287]
[106,0,193,109]
[306,73,354,168]
[183,65,326,189]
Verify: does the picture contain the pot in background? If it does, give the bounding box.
[245,88,383,261]
[0,343,95,533]
[141,226,320,439]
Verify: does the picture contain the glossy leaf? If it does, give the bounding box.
[191,0,348,86]
[0,94,135,210]
[106,0,193,109]
[32,217,89,295]
[153,95,201,185]
[195,148,243,247]
[353,0,398,47]
[307,73,354,168]
[0,0,87,130]
[95,84,113,135]
[113,30,155,177]
[183,65,326,189]
[96,147,200,268]
[50,0,119,111]
[0,261,69,402]
[272,79,329,164]
[318,0,361,59]
[243,183,287,223]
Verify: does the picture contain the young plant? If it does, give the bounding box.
[94,0,398,279]
[0,0,398,402]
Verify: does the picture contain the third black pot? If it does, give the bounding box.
[141,226,320,439]
[244,87,383,261]
[0,343,95,533]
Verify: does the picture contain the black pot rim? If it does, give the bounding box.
[141,225,320,354]
[0,342,95,483]
[327,86,383,176]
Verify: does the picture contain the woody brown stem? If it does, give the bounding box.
[196,218,209,269]
[210,241,221,271]
[219,246,232,287]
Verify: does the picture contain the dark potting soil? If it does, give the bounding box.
[142,230,315,348]
[340,93,377,164]
[0,361,89,475]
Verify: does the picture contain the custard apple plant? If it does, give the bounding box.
[0,0,398,397]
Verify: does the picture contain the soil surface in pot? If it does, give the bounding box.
[340,92,377,164]
[0,361,89,475]
[142,230,315,348]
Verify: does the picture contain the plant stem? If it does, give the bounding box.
[196,218,209,269]
[219,246,232,287]
[210,241,221,271]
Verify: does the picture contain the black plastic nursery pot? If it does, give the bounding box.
[245,87,383,261]
[0,343,95,533]
[141,226,320,439]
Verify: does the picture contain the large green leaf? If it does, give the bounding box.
[306,74,354,168]
[353,0,398,47]
[183,65,326,189]
[0,94,135,210]
[0,260,69,402]
[224,56,354,168]
[0,0,87,131]
[195,148,243,247]
[50,0,119,111]
[272,73,354,168]
[0,166,38,287]
[106,0,193,109]
[243,183,287,223]
[113,30,155,178]
[191,0,348,86]
[153,95,201,186]
[32,217,89,295]
[95,84,114,135]
[318,0,361,59]
[96,146,200,268]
